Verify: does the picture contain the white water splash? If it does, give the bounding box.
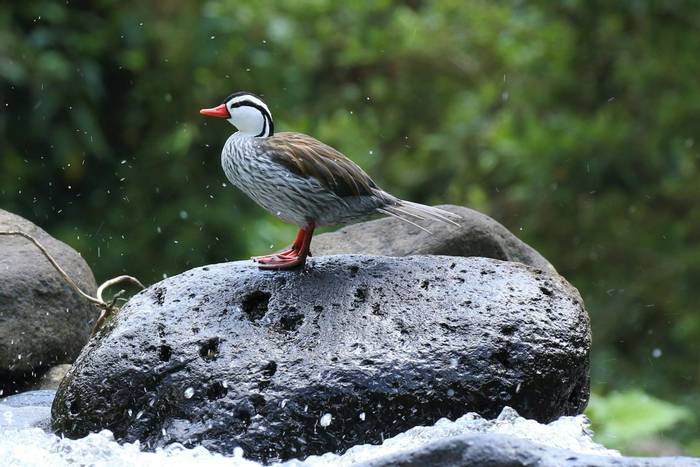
[0,407,617,467]
[293,407,618,466]
[319,413,332,428]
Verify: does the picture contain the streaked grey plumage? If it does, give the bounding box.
[201,91,459,269]
[221,132,402,227]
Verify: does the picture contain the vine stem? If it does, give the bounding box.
[0,230,144,335]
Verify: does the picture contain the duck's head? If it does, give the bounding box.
[200,91,274,137]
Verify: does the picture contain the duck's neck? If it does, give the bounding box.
[232,118,273,138]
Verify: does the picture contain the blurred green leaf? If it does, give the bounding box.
[587,391,692,449]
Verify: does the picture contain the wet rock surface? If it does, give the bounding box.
[0,210,97,393]
[312,204,554,272]
[361,433,700,467]
[52,255,589,461]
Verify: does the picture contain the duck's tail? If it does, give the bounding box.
[376,199,461,234]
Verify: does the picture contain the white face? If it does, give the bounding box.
[225,94,273,137]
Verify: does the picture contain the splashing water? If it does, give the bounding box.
[0,407,617,467]
[295,407,618,466]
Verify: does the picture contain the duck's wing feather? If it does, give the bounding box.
[262,132,380,198]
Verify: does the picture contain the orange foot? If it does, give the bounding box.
[252,222,315,271]
[254,253,307,270]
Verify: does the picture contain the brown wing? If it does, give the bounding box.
[262,132,380,198]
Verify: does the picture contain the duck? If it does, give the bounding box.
[200,91,458,270]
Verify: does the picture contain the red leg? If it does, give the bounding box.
[278,228,306,257]
[254,223,315,270]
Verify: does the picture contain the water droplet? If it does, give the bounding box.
[320,413,332,427]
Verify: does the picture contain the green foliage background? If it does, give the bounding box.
[1,0,698,455]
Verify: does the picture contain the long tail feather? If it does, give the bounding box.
[377,208,433,234]
[394,201,461,227]
[384,205,427,221]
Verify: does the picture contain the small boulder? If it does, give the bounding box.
[0,389,55,431]
[0,210,97,393]
[32,364,72,390]
[312,205,554,272]
[52,255,589,461]
[361,433,700,467]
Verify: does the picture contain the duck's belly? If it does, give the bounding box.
[222,148,378,226]
[234,166,332,226]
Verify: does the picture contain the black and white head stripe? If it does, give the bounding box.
[224,92,274,137]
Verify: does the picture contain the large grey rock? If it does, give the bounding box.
[0,210,97,393]
[361,433,700,467]
[52,255,589,461]
[312,205,555,272]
